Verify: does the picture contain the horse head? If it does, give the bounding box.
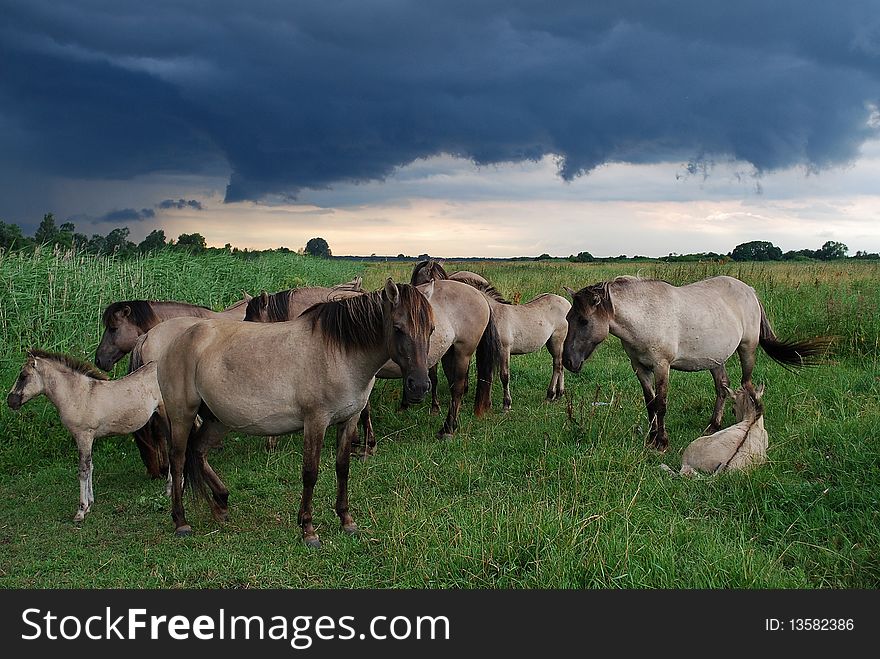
[382,278,435,404]
[95,302,154,370]
[561,283,614,373]
[7,350,43,410]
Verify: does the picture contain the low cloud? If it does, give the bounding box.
[158,198,204,210]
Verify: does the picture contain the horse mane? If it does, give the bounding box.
[462,278,512,304]
[30,349,109,381]
[101,300,160,331]
[411,260,448,284]
[303,285,433,352]
[245,290,293,322]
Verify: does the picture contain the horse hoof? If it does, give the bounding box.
[436,432,454,440]
[304,535,322,549]
[342,523,359,536]
[175,525,192,537]
[429,406,440,416]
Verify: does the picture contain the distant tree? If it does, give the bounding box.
[534,253,552,261]
[397,253,406,259]
[730,240,782,261]
[0,221,30,251]
[104,227,135,255]
[33,213,59,245]
[176,232,207,252]
[783,249,816,260]
[417,253,430,260]
[138,229,167,253]
[853,250,880,259]
[815,240,848,261]
[86,234,107,254]
[304,237,331,258]
[568,251,594,263]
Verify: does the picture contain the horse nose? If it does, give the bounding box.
[563,355,582,373]
[405,374,430,401]
[94,355,110,371]
[7,392,22,410]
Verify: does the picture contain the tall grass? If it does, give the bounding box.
[0,253,877,588]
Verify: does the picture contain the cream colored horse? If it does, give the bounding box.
[563,275,831,451]
[412,259,570,410]
[156,280,433,546]
[663,385,768,476]
[6,350,162,521]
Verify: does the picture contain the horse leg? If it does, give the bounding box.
[500,348,512,412]
[73,432,95,522]
[438,347,468,438]
[632,360,668,452]
[335,415,360,535]
[429,364,440,415]
[298,416,327,548]
[133,416,163,479]
[737,343,758,398]
[354,401,375,459]
[546,332,566,401]
[706,365,730,432]
[651,362,670,452]
[192,418,229,523]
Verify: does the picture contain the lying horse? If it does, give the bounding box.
[664,385,768,476]
[6,350,162,521]
[157,280,433,546]
[412,259,570,410]
[94,294,251,477]
[562,275,831,451]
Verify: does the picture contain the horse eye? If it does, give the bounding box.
[393,325,404,334]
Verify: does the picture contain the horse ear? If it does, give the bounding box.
[562,286,576,299]
[242,290,253,301]
[755,384,765,399]
[119,305,131,318]
[354,275,363,291]
[384,278,400,306]
[724,385,736,399]
[420,279,435,301]
[259,291,269,309]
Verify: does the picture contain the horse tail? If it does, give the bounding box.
[758,301,833,368]
[474,307,502,417]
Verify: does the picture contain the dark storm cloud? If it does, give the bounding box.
[1,1,878,206]
[100,208,155,223]
[158,198,204,210]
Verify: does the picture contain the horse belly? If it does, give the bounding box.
[671,329,741,371]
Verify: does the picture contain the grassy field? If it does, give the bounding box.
[0,249,878,588]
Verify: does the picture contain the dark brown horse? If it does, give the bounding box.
[562,275,832,451]
[93,295,250,478]
[157,280,433,546]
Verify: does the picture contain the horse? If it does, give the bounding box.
[245,275,501,455]
[94,295,250,478]
[156,279,434,546]
[6,350,162,522]
[663,385,768,476]
[562,275,831,451]
[243,278,364,324]
[412,259,570,410]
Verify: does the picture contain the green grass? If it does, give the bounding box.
[1,251,878,588]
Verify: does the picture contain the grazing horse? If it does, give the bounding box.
[562,275,831,451]
[663,385,768,476]
[6,350,162,521]
[246,276,501,454]
[412,259,570,410]
[156,280,434,546]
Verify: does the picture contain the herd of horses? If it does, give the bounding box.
[6,260,832,546]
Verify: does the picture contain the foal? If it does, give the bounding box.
[6,350,162,521]
[663,386,768,476]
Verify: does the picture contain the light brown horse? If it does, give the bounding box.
[412,259,570,410]
[562,275,831,451]
[243,277,364,324]
[6,350,162,521]
[663,385,768,476]
[94,295,251,477]
[246,275,501,455]
[156,280,433,546]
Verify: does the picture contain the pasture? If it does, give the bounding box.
[0,249,878,588]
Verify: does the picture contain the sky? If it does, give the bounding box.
[2,1,879,257]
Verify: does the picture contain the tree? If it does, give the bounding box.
[138,229,167,253]
[534,253,552,261]
[33,213,59,245]
[815,240,848,261]
[304,237,331,258]
[0,221,30,251]
[569,251,594,263]
[176,232,207,252]
[730,240,782,261]
[104,227,135,255]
